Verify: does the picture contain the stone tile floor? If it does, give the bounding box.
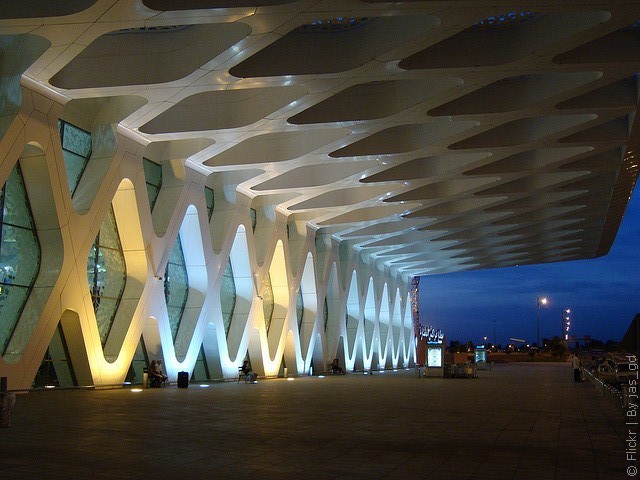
[0,362,631,479]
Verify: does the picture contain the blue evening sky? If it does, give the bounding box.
[419,185,640,347]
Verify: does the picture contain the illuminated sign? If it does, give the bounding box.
[419,324,444,344]
[427,346,443,367]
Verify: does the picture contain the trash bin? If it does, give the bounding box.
[143,368,149,389]
[0,392,16,428]
[0,377,15,428]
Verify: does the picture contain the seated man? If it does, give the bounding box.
[148,359,168,387]
[330,358,344,375]
[240,361,258,383]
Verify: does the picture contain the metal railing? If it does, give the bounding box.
[583,368,627,411]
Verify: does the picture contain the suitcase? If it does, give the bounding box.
[177,371,189,388]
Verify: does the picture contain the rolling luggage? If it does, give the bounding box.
[177,371,189,388]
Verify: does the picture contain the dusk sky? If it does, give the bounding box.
[419,185,640,348]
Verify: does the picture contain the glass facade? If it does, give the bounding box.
[164,235,189,341]
[59,120,92,197]
[250,208,257,232]
[296,288,304,330]
[0,163,41,354]
[220,259,235,337]
[125,339,148,385]
[143,158,162,211]
[32,324,76,389]
[323,296,328,331]
[192,345,210,381]
[262,273,274,333]
[87,206,126,346]
[204,186,214,221]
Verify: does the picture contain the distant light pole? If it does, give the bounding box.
[537,296,548,347]
[562,308,571,346]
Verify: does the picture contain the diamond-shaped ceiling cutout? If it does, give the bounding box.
[554,24,640,64]
[230,15,439,78]
[559,148,623,174]
[450,115,595,149]
[558,117,629,144]
[429,72,600,116]
[399,11,608,69]
[289,78,461,124]
[330,120,478,158]
[50,23,251,89]
[288,185,391,211]
[204,129,348,168]
[252,161,377,191]
[140,86,307,133]
[0,0,96,18]
[362,153,488,183]
[404,197,501,218]
[463,147,591,176]
[386,177,496,203]
[556,77,638,110]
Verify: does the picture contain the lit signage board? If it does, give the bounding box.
[427,346,442,368]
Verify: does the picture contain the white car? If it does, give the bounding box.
[596,355,638,385]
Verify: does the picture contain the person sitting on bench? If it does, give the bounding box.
[149,359,168,387]
[330,358,344,375]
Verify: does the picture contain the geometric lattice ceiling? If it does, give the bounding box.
[5,1,640,277]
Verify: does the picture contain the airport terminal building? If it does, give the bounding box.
[0,1,638,390]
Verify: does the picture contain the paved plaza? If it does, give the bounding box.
[0,362,630,479]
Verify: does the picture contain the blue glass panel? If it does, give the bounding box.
[1,224,40,286]
[59,121,91,197]
[1,167,32,229]
[204,186,214,220]
[0,284,29,352]
[250,208,257,232]
[99,246,126,299]
[164,235,188,341]
[98,209,121,250]
[296,288,303,330]
[262,273,273,333]
[87,207,126,346]
[62,150,88,195]
[94,297,119,344]
[324,296,328,331]
[0,162,41,354]
[143,158,162,211]
[192,345,210,381]
[220,259,235,337]
[61,121,92,157]
[125,339,147,385]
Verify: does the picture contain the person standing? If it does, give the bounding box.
[572,353,581,382]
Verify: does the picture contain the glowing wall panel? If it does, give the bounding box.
[0,88,414,388]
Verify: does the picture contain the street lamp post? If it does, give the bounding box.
[537,296,548,347]
[562,308,571,346]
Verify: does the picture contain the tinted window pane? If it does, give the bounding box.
[2,167,32,228]
[164,235,188,341]
[0,162,41,354]
[205,186,214,220]
[220,259,235,337]
[1,224,40,286]
[87,206,126,347]
[143,158,162,211]
[62,121,92,157]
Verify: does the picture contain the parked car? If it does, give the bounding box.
[596,355,638,385]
